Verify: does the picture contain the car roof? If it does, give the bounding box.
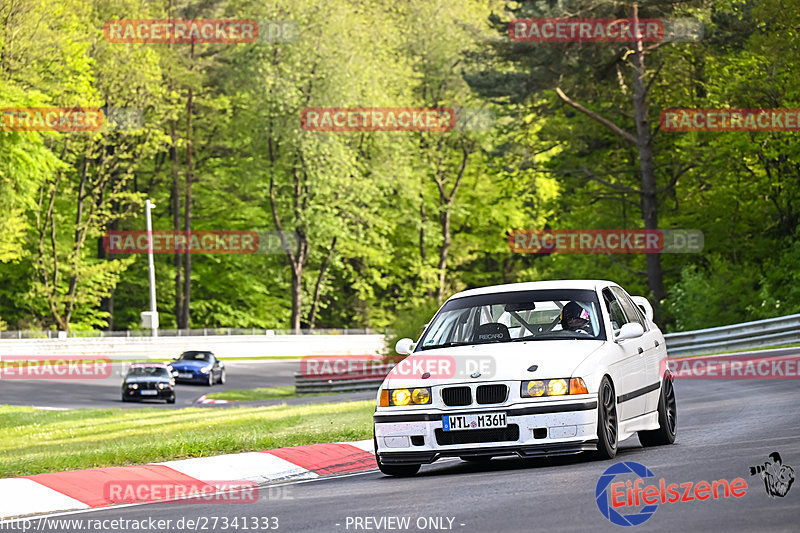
[129,363,168,369]
[447,280,616,301]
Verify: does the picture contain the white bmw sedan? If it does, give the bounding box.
[373,280,677,476]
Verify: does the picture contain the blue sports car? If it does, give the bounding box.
[169,351,226,386]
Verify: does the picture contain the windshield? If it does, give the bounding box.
[416,289,605,351]
[179,352,211,361]
[127,367,170,378]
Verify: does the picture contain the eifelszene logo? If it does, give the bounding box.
[595,461,748,526]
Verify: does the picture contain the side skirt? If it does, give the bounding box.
[618,411,659,441]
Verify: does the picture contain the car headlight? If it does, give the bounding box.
[200,365,212,373]
[379,388,432,407]
[412,388,430,404]
[157,383,168,390]
[521,377,588,398]
[548,378,568,396]
[524,380,546,397]
[128,383,139,389]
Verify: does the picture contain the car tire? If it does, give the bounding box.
[593,376,618,460]
[207,373,214,386]
[460,456,492,463]
[167,395,176,404]
[219,370,226,385]
[121,395,129,402]
[373,436,421,477]
[638,377,677,447]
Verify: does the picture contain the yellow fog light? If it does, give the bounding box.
[392,389,411,406]
[411,388,431,405]
[548,379,568,396]
[525,380,546,397]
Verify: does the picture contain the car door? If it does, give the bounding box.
[602,288,647,421]
[611,287,663,414]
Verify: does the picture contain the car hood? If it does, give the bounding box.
[170,360,209,370]
[383,340,605,388]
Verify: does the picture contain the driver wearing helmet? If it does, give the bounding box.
[560,301,592,335]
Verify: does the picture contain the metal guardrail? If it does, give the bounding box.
[664,313,800,357]
[294,363,393,394]
[0,327,376,340]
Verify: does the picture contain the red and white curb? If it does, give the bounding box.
[195,394,228,404]
[0,440,375,520]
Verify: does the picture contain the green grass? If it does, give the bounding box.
[205,386,336,401]
[0,401,374,478]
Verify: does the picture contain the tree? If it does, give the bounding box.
[470,0,710,321]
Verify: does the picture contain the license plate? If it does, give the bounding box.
[178,373,193,379]
[140,390,158,396]
[442,412,507,431]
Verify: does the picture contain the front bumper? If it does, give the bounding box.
[173,371,209,383]
[374,398,598,465]
[124,388,174,400]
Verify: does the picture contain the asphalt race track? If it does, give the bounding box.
[0,360,372,409]
[20,379,800,532]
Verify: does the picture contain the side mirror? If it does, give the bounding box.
[616,322,644,341]
[395,338,414,355]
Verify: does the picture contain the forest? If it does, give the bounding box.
[0,0,797,334]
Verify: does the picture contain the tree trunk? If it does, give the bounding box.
[100,213,118,330]
[631,3,667,309]
[268,173,308,334]
[170,124,183,328]
[168,0,184,328]
[420,193,433,298]
[181,42,195,329]
[291,265,303,331]
[433,148,469,303]
[436,207,451,303]
[308,236,336,329]
[182,85,193,329]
